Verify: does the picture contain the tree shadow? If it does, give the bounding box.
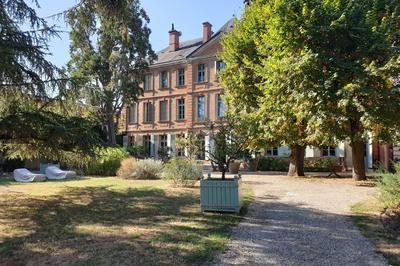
[0,185,209,265]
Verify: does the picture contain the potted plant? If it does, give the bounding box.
[200,116,251,213]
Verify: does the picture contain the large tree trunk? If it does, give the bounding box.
[288,145,306,177]
[105,99,117,146]
[351,141,366,181]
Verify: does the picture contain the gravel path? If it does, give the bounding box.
[214,175,387,266]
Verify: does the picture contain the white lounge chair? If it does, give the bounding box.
[45,166,76,180]
[13,168,46,183]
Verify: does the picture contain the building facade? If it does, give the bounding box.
[121,20,233,159]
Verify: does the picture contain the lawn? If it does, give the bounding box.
[351,198,400,266]
[0,177,253,265]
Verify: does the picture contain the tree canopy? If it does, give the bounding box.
[221,0,400,180]
[66,0,156,145]
[0,0,102,164]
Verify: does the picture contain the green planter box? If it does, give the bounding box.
[200,175,241,213]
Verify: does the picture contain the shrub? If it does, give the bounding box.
[128,159,163,179]
[117,157,137,179]
[86,147,129,176]
[378,162,400,209]
[258,157,289,171]
[304,157,337,172]
[162,158,203,187]
[126,145,145,158]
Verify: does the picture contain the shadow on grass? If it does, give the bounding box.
[0,184,246,265]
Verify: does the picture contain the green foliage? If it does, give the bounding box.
[175,134,202,161]
[206,116,254,179]
[66,0,156,145]
[126,145,145,157]
[221,0,400,179]
[304,158,337,172]
[86,147,129,176]
[258,156,337,172]
[162,157,203,187]
[0,0,61,94]
[258,157,290,172]
[378,163,400,209]
[0,110,102,161]
[129,159,163,179]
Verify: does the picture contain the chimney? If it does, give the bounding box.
[169,23,181,52]
[202,22,212,43]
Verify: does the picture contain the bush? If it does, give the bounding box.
[126,145,145,158]
[258,156,337,172]
[304,157,337,172]
[128,159,163,179]
[258,157,289,171]
[86,147,129,176]
[117,157,137,179]
[162,158,203,187]
[378,162,400,209]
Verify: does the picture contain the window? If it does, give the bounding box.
[143,135,151,157]
[217,94,225,118]
[266,147,278,156]
[128,135,135,147]
[127,103,137,124]
[177,98,185,120]
[160,71,169,88]
[197,95,205,121]
[144,74,152,91]
[159,100,168,122]
[159,134,168,149]
[197,64,205,82]
[177,68,185,86]
[322,146,336,157]
[216,60,226,72]
[143,102,153,122]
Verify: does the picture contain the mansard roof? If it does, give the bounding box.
[151,18,235,67]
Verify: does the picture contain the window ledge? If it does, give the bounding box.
[158,120,170,124]
[194,81,208,85]
[142,121,153,124]
[176,85,186,88]
[128,122,138,125]
[175,119,186,122]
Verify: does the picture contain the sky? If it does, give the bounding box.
[34,0,245,67]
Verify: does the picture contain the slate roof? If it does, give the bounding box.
[152,18,235,66]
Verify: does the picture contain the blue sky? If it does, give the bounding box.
[34,0,245,67]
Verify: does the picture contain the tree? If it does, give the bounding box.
[66,0,156,146]
[0,0,101,172]
[221,0,400,180]
[175,134,202,161]
[220,2,315,177]
[205,116,252,179]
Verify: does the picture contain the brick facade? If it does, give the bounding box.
[121,20,233,158]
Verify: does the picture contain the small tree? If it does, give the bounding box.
[175,134,202,161]
[206,116,251,179]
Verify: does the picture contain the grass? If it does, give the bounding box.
[0,177,253,265]
[351,198,400,265]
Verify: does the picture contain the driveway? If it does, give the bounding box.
[214,174,387,265]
